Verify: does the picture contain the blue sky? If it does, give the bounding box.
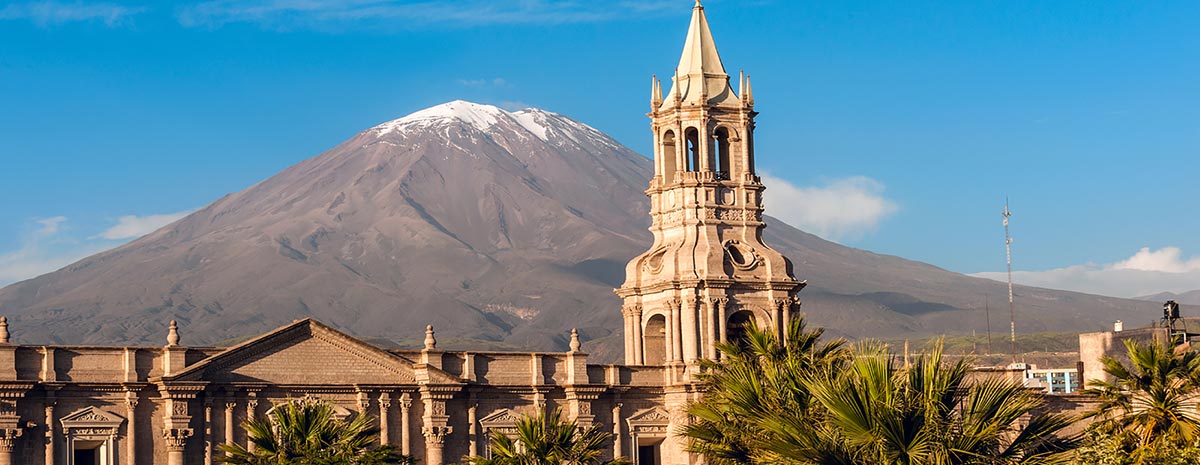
[1,0,1198,297]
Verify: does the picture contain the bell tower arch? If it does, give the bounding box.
[617,1,805,370]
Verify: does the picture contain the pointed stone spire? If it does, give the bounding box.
[660,0,735,108]
[745,74,753,104]
[424,325,437,350]
[167,320,180,346]
[0,316,9,344]
[569,328,582,352]
[650,75,662,108]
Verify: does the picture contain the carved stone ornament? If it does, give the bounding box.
[0,428,21,453]
[723,240,759,271]
[163,427,193,450]
[422,425,452,445]
[60,406,125,439]
[626,407,670,435]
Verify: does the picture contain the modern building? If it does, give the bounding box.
[0,3,802,465]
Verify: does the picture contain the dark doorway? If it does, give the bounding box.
[74,447,99,465]
[638,443,661,465]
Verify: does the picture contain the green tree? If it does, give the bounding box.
[1075,425,1200,465]
[216,398,416,465]
[459,407,628,465]
[1083,339,1200,463]
[794,342,1078,465]
[683,317,850,464]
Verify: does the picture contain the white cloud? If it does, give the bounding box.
[0,210,192,286]
[0,1,144,26]
[760,174,898,242]
[971,246,1200,298]
[99,211,190,240]
[35,216,67,235]
[177,0,682,30]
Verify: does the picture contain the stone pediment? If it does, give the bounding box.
[61,406,124,428]
[166,319,457,385]
[479,408,522,427]
[626,407,669,425]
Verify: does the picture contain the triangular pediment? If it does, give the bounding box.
[168,319,454,385]
[627,407,670,425]
[479,408,523,427]
[60,406,124,427]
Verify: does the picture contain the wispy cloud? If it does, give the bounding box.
[0,1,144,26]
[0,210,192,286]
[760,174,899,242]
[0,216,106,286]
[970,247,1200,298]
[99,211,190,240]
[458,77,509,88]
[177,0,683,30]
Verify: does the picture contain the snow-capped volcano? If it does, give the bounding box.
[372,100,617,148]
[0,101,1159,358]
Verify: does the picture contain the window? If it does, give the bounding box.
[643,314,667,365]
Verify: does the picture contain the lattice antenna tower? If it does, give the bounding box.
[1003,199,1016,359]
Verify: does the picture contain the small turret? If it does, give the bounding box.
[651,75,663,109]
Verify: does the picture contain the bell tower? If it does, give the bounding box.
[617,0,805,369]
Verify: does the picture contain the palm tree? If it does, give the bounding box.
[1084,338,1200,459]
[790,341,1078,465]
[683,317,850,464]
[460,407,628,465]
[217,398,415,465]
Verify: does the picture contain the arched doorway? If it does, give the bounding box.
[643,314,667,365]
[727,310,756,349]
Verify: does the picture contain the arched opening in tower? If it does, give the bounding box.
[643,314,667,365]
[661,130,677,183]
[684,127,700,172]
[714,127,731,180]
[727,310,757,349]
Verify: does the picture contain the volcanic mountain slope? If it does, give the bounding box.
[0,101,1161,359]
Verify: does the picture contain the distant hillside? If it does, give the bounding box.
[0,101,1167,361]
[1137,290,1200,306]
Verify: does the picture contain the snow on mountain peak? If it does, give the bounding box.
[371,100,601,144]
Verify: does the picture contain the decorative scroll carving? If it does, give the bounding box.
[163,427,193,451]
[0,428,21,452]
[422,426,452,445]
[626,407,670,435]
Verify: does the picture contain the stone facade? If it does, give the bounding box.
[0,3,821,465]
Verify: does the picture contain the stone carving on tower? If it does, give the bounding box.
[617,0,805,370]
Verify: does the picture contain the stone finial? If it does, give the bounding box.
[0,316,9,344]
[569,328,581,352]
[167,320,180,346]
[424,325,437,350]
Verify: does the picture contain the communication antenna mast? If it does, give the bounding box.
[1003,199,1016,358]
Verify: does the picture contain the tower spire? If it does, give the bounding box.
[660,0,736,108]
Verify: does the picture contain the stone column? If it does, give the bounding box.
[164,428,192,465]
[245,396,258,453]
[204,400,213,465]
[420,387,454,465]
[718,298,728,349]
[611,403,622,459]
[125,391,139,465]
[224,400,235,454]
[422,426,451,465]
[378,392,392,445]
[0,428,21,465]
[681,297,698,363]
[631,305,644,365]
[774,297,792,337]
[43,401,54,465]
[467,403,477,457]
[667,299,681,363]
[159,385,200,465]
[399,393,412,456]
[710,298,727,360]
